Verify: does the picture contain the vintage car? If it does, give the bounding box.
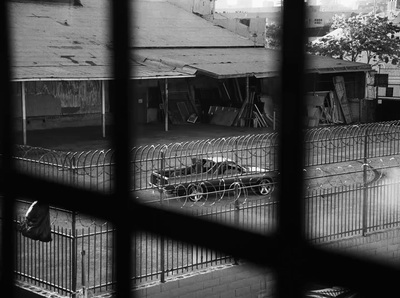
[149,156,278,201]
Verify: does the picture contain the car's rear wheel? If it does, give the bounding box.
[258,178,274,196]
[187,184,207,202]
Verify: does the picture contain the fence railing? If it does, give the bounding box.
[11,120,400,193]
[10,120,400,296]
[13,177,400,296]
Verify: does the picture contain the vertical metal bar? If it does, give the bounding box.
[102,80,106,138]
[81,250,87,298]
[165,78,169,132]
[57,227,61,290]
[363,129,369,236]
[88,228,91,292]
[86,232,90,290]
[145,232,148,281]
[21,81,27,145]
[100,226,103,291]
[159,149,166,282]
[94,226,97,292]
[105,225,109,289]
[53,227,56,290]
[71,214,77,297]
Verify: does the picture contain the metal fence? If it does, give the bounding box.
[13,198,275,295]
[12,121,400,194]
[14,219,116,296]
[10,120,400,296]
[13,177,400,295]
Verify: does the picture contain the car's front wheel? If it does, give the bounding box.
[258,178,274,196]
[187,184,207,202]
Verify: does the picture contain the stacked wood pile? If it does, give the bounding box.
[205,78,274,127]
[208,92,273,127]
[305,76,353,127]
[159,80,199,124]
[160,75,354,128]
[232,91,270,127]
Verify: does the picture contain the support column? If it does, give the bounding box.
[101,80,106,138]
[246,75,250,101]
[21,81,27,145]
[165,78,169,132]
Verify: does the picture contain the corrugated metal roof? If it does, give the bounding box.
[136,48,371,79]
[12,59,195,81]
[306,54,372,74]
[9,0,253,81]
[9,0,370,81]
[133,0,254,48]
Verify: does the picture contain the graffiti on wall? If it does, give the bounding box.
[23,81,106,115]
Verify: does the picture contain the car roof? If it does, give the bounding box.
[192,156,234,163]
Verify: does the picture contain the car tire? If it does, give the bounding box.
[187,184,207,202]
[258,178,274,196]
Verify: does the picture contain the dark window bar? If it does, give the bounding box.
[1,0,16,296]
[2,0,400,298]
[110,0,133,297]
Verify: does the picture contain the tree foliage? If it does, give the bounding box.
[265,23,282,50]
[306,13,400,65]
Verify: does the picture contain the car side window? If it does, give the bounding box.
[192,160,204,174]
[223,164,241,175]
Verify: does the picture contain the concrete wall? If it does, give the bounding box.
[13,81,107,117]
[168,0,215,16]
[213,17,266,45]
[133,264,274,298]
[13,113,112,131]
[321,228,400,264]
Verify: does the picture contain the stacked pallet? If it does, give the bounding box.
[207,79,274,127]
[305,76,353,127]
[232,92,271,127]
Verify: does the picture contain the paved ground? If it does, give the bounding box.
[16,123,275,152]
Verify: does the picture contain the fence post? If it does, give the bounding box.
[71,216,77,297]
[233,184,240,265]
[159,150,166,283]
[233,138,240,265]
[81,250,88,298]
[69,155,78,296]
[159,150,165,204]
[362,129,369,236]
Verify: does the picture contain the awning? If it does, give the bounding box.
[11,56,195,82]
[135,47,372,79]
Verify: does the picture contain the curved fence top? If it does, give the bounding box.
[10,121,400,158]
